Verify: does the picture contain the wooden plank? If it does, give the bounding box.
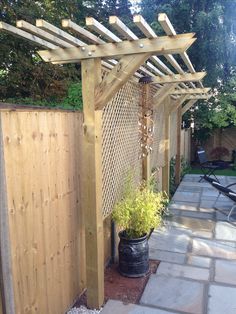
[151,72,206,84]
[141,84,151,181]
[81,59,104,308]
[133,15,157,38]
[158,13,203,88]
[175,107,182,185]
[16,20,72,48]
[172,87,211,95]
[187,94,210,100]
[162,98,171,195]
[181,99,198,115]
[62,19,104,44]
[158,13,177,36]
[36,19,85,46]
[153,83,178,108]
[0,113,15,314]
[109,16,137,40]
[86,17,121,42]
[38,34,196,63]
[95,53,150,110]
[0,21,57,49]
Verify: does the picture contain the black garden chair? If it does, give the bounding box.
[197,149,226,183]
[211,181,236,222]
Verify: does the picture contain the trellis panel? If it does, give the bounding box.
[101,80,142,218]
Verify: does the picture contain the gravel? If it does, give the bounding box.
[67,306,102,314]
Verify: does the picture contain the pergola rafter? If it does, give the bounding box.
[0,13,212,310]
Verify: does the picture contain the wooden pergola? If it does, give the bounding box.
[0,13,211,309]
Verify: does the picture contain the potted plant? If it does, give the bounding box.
[112,178,168,278]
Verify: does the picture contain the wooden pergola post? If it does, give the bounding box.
[175,107,182,185]
[162,97,171,195]
[81,59,104,309]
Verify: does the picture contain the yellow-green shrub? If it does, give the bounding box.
[112,181,168,239]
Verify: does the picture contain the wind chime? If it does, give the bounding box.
[138,76,154,159]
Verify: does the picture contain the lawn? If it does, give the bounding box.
[188,167,236,177]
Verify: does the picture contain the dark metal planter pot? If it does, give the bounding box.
[118,231,149,278]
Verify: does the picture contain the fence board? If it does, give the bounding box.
[0,110,85,314]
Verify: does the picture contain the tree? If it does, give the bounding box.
[139,0,236,142]
[0,0,133,106]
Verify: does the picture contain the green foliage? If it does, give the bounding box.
[169,156,191,195]
[62,82,83,110]
[4,81,83,110]
[112,176,168,239]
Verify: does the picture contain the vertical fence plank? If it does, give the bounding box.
[0,113,15,314]
[81,59,104,309]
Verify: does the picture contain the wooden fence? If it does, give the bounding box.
[0,110,85,314]
[201,127,236,161]
[0,93,191,314]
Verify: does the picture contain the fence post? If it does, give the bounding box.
[81,59,104,309]
[162,97,171,195]
[175,107,182,185]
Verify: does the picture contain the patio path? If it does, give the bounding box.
[101,174,236,314]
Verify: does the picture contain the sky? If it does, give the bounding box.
[130,0,141,13]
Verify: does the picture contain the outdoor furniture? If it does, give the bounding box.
[211,181,236,221]
[197,149,225,182]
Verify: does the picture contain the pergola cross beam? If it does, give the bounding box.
[38,34,196,63]
[151,72,206,84]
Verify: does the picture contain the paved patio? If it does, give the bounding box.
[101,174,236,314]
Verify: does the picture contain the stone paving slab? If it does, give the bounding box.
[149,249,186,264]
[215,221,236,241]
[187,255,211,268]
[168,201,199,211]
[208,284,236,314]
[214,259,236,285]
[192,230,213,239]
[156,262,210,281]
[101,300,178,314]
[199,200,215,213]
[192,238,236,259]
[202,188,219,197]
[166,216,214,232]
[177,210,214,220]
[172,191,201,202]
[149,228,190,254]
[140,275,205,314]
[177,185,202,192]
